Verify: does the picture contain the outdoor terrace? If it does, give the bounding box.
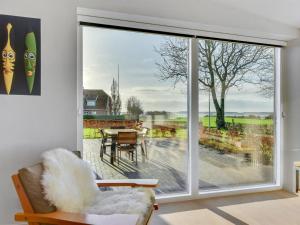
[83,134,273,195]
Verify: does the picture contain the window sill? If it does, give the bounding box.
[156,183,282,203]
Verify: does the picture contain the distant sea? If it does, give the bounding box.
[175,111,273,118]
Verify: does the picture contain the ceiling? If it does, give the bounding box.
[78,0,300,41]
[216,0,300,28]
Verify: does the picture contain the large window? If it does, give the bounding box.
[196,40,275,190]
[80,23,280,197]
[82,27,189,195]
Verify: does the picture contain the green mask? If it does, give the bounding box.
[24,32,37,94]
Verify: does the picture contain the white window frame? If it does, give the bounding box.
[77,8,283,203]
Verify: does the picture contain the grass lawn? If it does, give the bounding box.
[84,128,101,139]
[83,116,273,139]
[201,116,273,127]
[83,127,188,139]
[171,116,273,127]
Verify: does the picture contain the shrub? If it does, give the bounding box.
[259,136,273,165]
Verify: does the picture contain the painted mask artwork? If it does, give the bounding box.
[2,23,16,94]
[0,14,40,95]
[24,32,37,94]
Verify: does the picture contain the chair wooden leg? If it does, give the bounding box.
[135,148,138,165]
[100,145,104,161]
[140,140,147,159]
[144,140,148,159]
[140,142,146,157]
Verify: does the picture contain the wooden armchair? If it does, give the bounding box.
[12,163,159,225]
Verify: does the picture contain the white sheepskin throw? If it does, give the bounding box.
[41,148,98,212]
[41,148,153,216]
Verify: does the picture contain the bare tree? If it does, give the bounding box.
[257,75,274,98]
[105,96,112,115]
[111,78,121,115]
[247,50,275,98]
[156,38,274,129]
[127,96,143,120]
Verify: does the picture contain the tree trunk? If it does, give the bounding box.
[216,102,225,129]
[218,84,226,129]
[210,86,226,130]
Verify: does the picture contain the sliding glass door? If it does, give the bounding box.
[80,24,279,197]
[197,39,276,190]
[82,26,189,195]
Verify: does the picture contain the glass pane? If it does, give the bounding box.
[197,39,275,190]
[82,26,189,195]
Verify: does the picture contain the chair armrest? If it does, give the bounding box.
[15,211,139,225]
[96,179,159,188]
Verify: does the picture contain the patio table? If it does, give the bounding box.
[103,128,142,164]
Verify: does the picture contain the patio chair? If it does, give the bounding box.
[12,150,159,225]
[135,121,143,130]
[99,128,112,160]
[117,131,138,165]
[138,127,149,159]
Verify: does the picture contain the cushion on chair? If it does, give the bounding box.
[18,163,56,213]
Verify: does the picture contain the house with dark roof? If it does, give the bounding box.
[83,89,112,115]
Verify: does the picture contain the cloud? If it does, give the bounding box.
[119,86,187,112]
[83,26,274,113]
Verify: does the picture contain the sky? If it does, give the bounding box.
[83,26,274,113]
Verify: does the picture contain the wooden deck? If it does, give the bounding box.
[83,138,273,195]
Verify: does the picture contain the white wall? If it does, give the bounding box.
[0,0,77,224]
[0,0,299,224]
[283,38,300,192]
